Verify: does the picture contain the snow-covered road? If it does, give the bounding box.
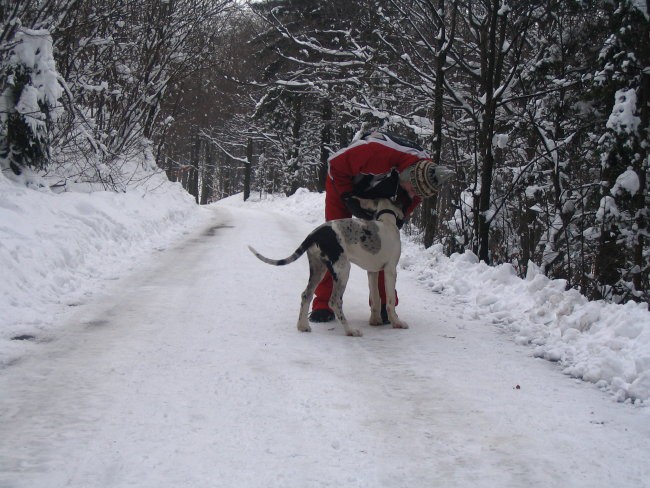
[1,200,649,488]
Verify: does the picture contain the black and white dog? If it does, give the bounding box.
[248,198,407,337]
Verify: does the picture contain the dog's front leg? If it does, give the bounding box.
[367,271,382,326]
[384,267,409,329]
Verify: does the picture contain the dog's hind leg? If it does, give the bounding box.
[367,271,383,326]
[384,268,409,329]
[297,253,327,333]
[329,261,361,337]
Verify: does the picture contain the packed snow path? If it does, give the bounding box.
[1,201,649,488]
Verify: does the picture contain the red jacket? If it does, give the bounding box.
[327,132,429,216]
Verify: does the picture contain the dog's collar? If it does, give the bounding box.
[375,209,399,221]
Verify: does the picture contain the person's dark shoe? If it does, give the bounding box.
[309,309,335,323]
[380,305,390,325]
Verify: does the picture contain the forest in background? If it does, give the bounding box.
[1,0,649,306]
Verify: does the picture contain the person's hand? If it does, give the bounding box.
[432,166,455,186]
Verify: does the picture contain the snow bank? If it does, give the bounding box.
[400,246,650,404]
[0,167,207,364]
[233,190,650,404]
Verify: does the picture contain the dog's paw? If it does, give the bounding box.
[369,314,383,326]
[391,321,409,329]
[297,322,312,333]
[346,328,363,337]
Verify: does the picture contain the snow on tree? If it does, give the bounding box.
[0,28,63,175]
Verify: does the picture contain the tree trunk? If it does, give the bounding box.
[319,97,332,193]
[633,56,649,299]
[163,155,177,183]
[244,137,253,201]
[288,96,303,196]
[423,0,455,249]
[477,149,494,263]
[476,2,504,264]
[200,144,214,205]
[188,136,200,204]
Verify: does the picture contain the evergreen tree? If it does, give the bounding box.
[0,28,63,175]
[592,0,650,302]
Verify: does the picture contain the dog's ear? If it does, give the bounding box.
[355,197,379,212]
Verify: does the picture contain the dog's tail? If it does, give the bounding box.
[248,239,310,266]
